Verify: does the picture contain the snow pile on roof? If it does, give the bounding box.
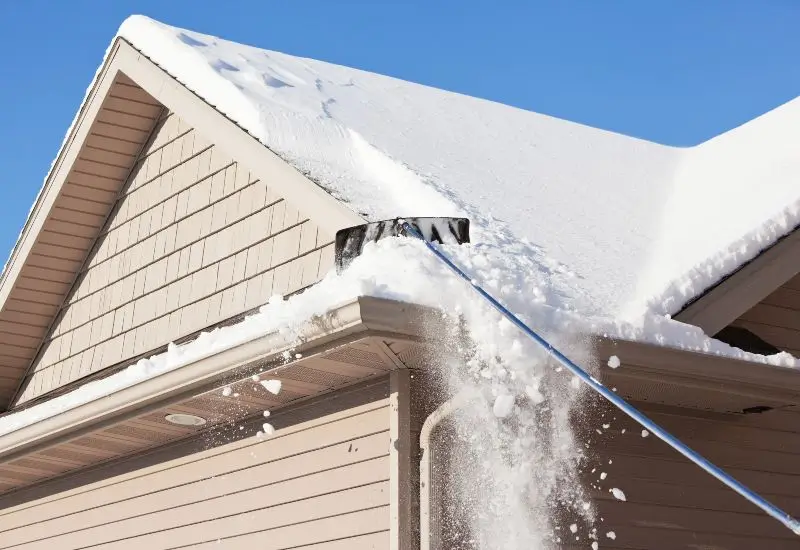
[118,15,800,322]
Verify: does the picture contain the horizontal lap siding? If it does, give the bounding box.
[17,111,335,404]
[580,403,800,549]
[0,397,391,549]
[416,375,800,550]
[730,274,800,356]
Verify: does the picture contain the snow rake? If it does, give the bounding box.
[334,217,800,537]
[334,216,470,273]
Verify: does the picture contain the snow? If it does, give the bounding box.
[642,429,650,438]
[606,531,617,540]
[116,15,800,326]
[610,488,627,501]
[2,13,799,549]
[492,394,516,418]
[259,379,282,395]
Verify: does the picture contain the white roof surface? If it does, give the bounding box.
[3,15,800,440]
[119,16,800,322]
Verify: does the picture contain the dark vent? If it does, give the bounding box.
[742,405,773,415]
[714,326,781,356]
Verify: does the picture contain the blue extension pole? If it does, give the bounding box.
[401,222,800,536]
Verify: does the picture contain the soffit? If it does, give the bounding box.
[0,67,162,408]
[1,36,366,410]
[0,296,434,496]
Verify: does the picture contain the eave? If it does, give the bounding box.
[0,296,433,495]
[0,37,363,409]
[2,295,799,496]
[595,337,800,412]
[674,226,800,337]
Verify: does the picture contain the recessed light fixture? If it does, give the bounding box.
[165,413,207,427]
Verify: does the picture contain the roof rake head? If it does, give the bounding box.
[334,216,470,274]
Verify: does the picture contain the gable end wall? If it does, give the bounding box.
[15,111,335,405]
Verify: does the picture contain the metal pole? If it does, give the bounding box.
[401,221,800,536]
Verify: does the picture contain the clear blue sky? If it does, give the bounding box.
[1,1,798,258]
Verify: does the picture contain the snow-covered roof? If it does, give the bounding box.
[117,16,800,323]
[2,16,799,437]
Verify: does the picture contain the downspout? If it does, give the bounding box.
[419,389,480,550]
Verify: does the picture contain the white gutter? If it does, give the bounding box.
[0,297,371,462]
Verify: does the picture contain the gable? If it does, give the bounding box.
[720,274,800,357]
[0,38,363,410]
[13,109,333,405]
[674,227,800,340]
[0,66,159,408]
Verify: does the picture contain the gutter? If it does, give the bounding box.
[0,297,377,463]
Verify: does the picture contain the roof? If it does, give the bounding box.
[0,15,799,411]
[114,15,800,322]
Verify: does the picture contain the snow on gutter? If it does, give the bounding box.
[0,296,382,462]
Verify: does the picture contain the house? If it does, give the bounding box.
[0,14,799,549]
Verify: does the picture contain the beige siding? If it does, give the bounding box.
[417,381,800,549]
[0,75,161,408]
[16,111,335,404]
[0,385,391,549]
[583,401,800,549]
[731,273,800,356]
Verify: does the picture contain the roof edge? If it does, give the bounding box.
[116,37,365,236]
[596,336,800,407]
[1,294,797,465]
[0,39,123,319]
[1,37,369,407]
[673,226,800,336]
[0,296,428,463]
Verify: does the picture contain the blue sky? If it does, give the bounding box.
[1,1,798,258]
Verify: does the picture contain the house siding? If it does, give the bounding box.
[585,401,800,549]
[16,111,335,405]
[0,383,391,549]
[415,382,800,549]
[731,273,800,357]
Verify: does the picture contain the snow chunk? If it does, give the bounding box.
[260,379,282,395]
[606,531,617,540]
[607,355,621,369]
[610,488,627,501]
[262,422,276,436]
[600,472,607,480]
[493,394,515,418]
[221,387,232,397]
[641,429,650,438]
[592,542,599,550]
[569,524,578,534]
